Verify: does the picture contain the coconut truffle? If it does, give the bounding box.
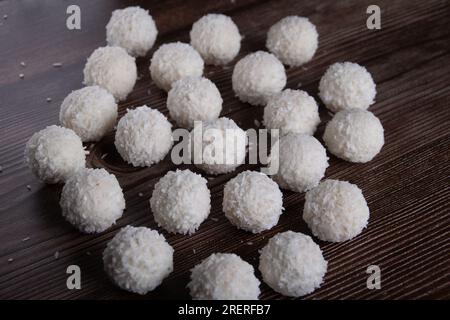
[319,62,376,112]
[103,226,173,295]
[189,117,247,175]
[232,51,286,106]
[323,109,384,163]
[106,6,158,57]
[259,231,327,297]
[190,13,241,65]
[83,46,137,101]
[115,106,173,167]
[150,169,211,235]
[150,42,204,91]
[59,86,117,142]
[269,133,328,192]
[167,77,222,129]
[188,253,260,300]
[24,125,85,183]
[60,168,125,233]
[263,89,320,136]
[223,171,283,233]
[303,179,370,242]
[266,16,318,67]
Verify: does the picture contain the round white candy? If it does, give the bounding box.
[150,42,204,91]
[167,77,222,129]
[24,125,85,184]
[189,117,247,175]
[266,16,318,67]
[303,179,370,242]
[188,253,260,300]
[59,86,117,142]
[60,168,125,233]
[115,106,173,167]
[190,13,241,65]
[263,89,320,136]
[150,169,211,235]
[259,231,327,297]
[83,46,137,101]
[323,109,384,163]
[232,51,286,106]
[106,6,158,57]
[319,62,376,112]
[269,133,328,192]
[223,171,283,233]
[103,226,174,295]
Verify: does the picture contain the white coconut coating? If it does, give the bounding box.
[150,169,211,235]
[269,133,328,192]
[60,168,125,233]
[24,125,85,184]
[115,106,173,167]
[303,179,370,242]
[259,231,327,297]
[232,51,286,106]
[189,117,247,175]
[223,171,283,233]
[103,226,174,295]
[190,13,241,65]
[167,77,223,129]
[150,42,204,91]
[263,89,320,136]
[59,86,117,142]
[188,253,260,300]
[266,16,318,67]
[323,109,384,163]
[106,6,158,57]
[319,62,376,112]
[83,46,137,101]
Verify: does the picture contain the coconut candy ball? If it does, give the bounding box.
[150,169,211,235]
[232,51,286,106]
[115,106,173,167]
[189,117,247,175]
[59,86,117,142]
[190,13,241,65]
[303,179,370,242]
[188,253,260,300]
[167,76,223,129]
[323,109,384,163]
[103,226,174,295]
[150,42,204,91]
[263,89,320,136]
[269,133,328,192]
[266,16,318,67]
[223,171,283,233]
[319,62,376,112]
[259,231,327,297]
[24,125,85,184]
[106,6,158,57]
[60,168,125,233]
[83,46,137,101]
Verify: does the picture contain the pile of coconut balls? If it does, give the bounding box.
[24,7,384,299]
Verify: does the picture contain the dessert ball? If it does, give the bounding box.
[103,226,174,295]
[323,109,384,162]
[115,106,173,167]
[266,16,318,67]
[188,253,260,300]
[24,125,85,183]
[319,62,376,112]
[259,231,327,297]
[83,46,137,101]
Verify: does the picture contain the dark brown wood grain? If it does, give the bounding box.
[0,0,449,300]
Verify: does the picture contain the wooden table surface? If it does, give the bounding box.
[0,0,449,300]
